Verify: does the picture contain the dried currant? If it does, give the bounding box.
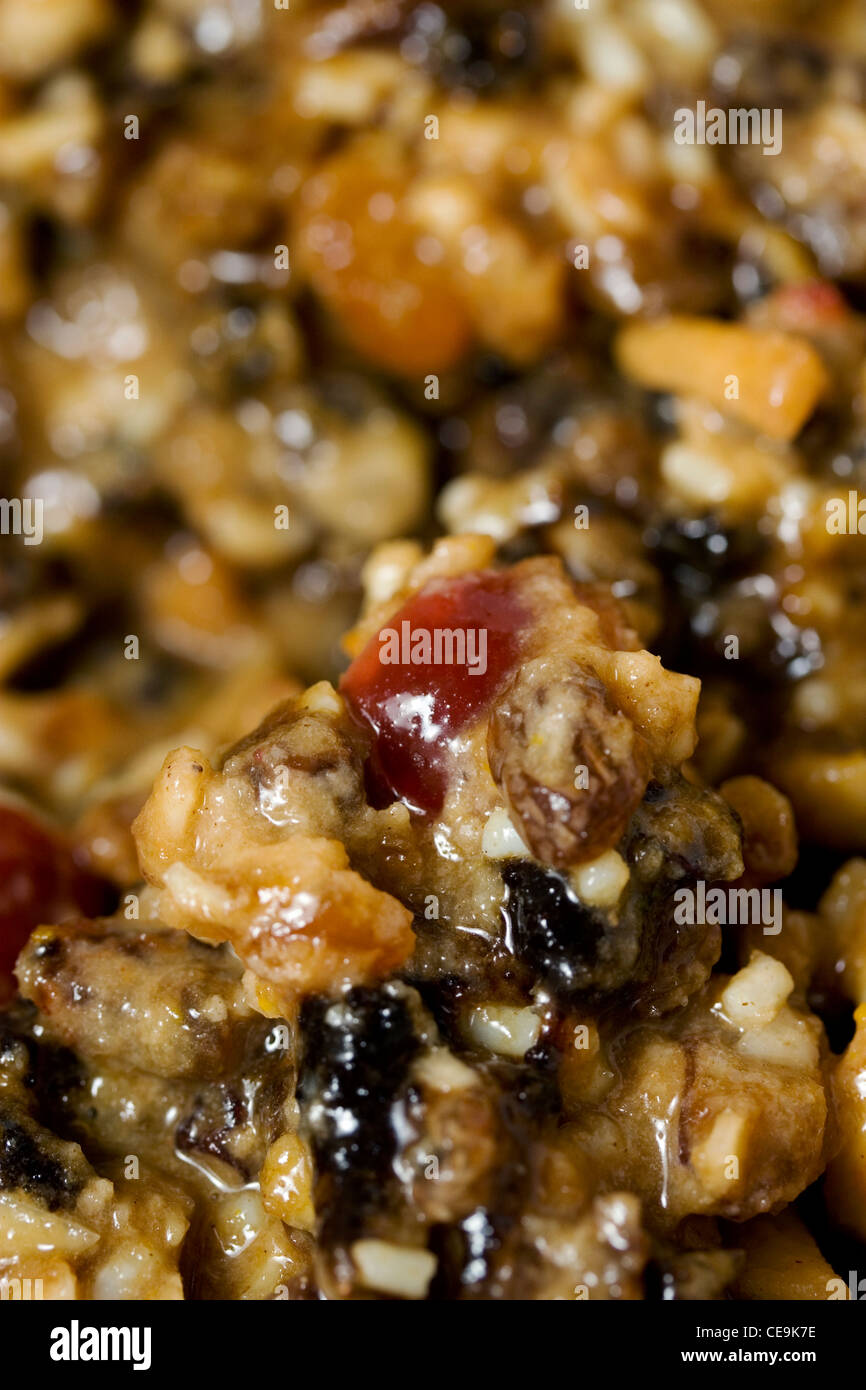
[502,860,605,997]
[299,984,420,1241]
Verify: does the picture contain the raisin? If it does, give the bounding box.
[501,860,605,997]
[225,699,367,816]
[488,658,650,868]
[176,1087,251,1176]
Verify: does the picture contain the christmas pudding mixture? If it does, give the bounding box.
[1,0,866,1300]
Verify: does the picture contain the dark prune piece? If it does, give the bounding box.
[33,1045,85,1118]
[624,774,743,886]
[461,358,588,476]
[0,1111,83,1210]
[621,773,743,1013]
[403,3,542,95]
[649,514,765,592]
[689,582,823,685]
[429,1205,502,1299]
[642,779,667,804]
[499,1043,560,1120]
[712,35,831,115]
[300,984,419,1239]
[0,1024,34,1078]
[300,985,418,1176]
[501,860,605,996]
[410,971,468,1047]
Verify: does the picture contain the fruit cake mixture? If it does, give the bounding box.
[2,0,866,1300]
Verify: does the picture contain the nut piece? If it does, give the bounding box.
[487,657,650,868]
[466,1004,542,1059]
[481,807,530,860]
[351,1240,437,1300]
[570,849,630,908]
[691,1108,751,1200]
[719,951,795,1030]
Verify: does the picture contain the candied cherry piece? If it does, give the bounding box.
[0,804,108,1003]
[341,571,528,814]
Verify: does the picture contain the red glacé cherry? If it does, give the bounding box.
[0,805,109,1003]
[341,571,527,814]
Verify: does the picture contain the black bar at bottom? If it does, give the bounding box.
[2,1297,859,1377]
